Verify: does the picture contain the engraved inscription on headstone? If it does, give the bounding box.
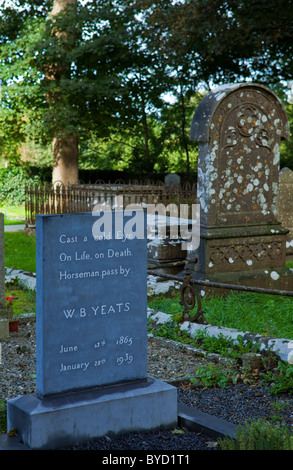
[36,211,147,397]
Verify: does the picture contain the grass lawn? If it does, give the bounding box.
[3,209,293,341]
[4,232,36,273]
[0,204,25,224]
[3,231,36,318]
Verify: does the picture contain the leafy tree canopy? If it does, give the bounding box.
[0,0,292,175]
[132,0,293,88]
[1,1,138,143]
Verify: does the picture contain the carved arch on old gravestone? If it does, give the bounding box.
[190,83,290,229]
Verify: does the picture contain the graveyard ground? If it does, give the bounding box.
[1,273,293,450]
[2,315,293,450]
[1,225,293,450]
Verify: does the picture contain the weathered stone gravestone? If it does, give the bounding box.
[7,211,177,449]
[278,167,293,257]
[190,83,292,289]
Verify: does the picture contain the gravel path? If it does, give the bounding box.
[1,317,293,451]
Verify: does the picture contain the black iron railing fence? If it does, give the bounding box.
[25,180,197,226]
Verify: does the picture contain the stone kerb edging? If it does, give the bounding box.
[5,268,36,291]
[147,308,293,364]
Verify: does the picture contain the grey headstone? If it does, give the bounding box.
[189,83,292,288]
[36,211,148,397]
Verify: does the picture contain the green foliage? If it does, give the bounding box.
[202,291,293,340]
[138,0,293,86]
[191,364,239,388]
[1,205,25,224]
[148,320,182,341]
[4,232,36,273]
[280,102,293,169]
[262,362,293,396]
[0,1,181,173]
[148,317,260,361]
[148,291,293,394]
[192,330,260,360]
[1,0,292,173]
[171,428,185,435]
[4,283,36,317]
[0,167,41,205]
[0,107,26,164]
[218,419,293,450]
[0,400,7,434]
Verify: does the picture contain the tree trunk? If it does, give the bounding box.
[179,82,190,175]
[50,0,79,185]
[142,107,152,170]
[140,82,152,172]
[52,134,79,185]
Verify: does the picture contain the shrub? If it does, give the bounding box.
[0,166,41,206]
[190,363,239,388]
[0,400,7,434]
[218,419,293,450]
[262,362,293,395]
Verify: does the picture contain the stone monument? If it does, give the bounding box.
[190,83,292,289]
[7,211,177,449]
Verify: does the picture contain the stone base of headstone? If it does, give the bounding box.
[7,377,177,450]
[190,267,293,294]
[192,224,293,291]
